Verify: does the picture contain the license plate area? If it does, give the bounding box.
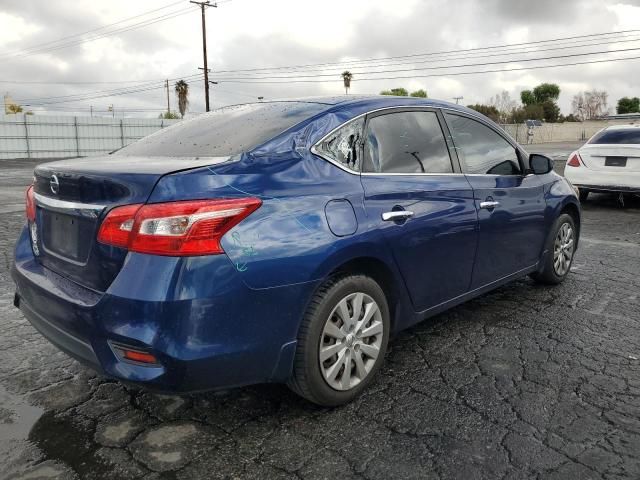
[605,156,627,167]
[41,211,93,263]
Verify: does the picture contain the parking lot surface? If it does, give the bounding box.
[1,148,639,479]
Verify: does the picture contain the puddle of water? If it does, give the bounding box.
[0,383,43,441]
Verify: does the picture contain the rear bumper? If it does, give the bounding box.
[15,292,101,370]
[12,225,315,393]
[573,184,640,194]
[565,167,640,193]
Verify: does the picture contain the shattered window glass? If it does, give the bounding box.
[315,118,364,171]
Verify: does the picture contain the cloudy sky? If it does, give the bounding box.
[1,0,639,118]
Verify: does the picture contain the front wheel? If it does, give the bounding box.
[530,213,577,285]
[288,275,390,406]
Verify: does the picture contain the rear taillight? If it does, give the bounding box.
[97,203,142,249]
[567,152,583,167]
[26,185,36,221]
[97,198,262,256]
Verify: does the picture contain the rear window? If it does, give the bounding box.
[116,102,327,157]
[589,128,640,145]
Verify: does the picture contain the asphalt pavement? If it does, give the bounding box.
[1,146,639,479]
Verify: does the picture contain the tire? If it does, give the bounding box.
[530,213,577,285]
[578,189,589,202]
[288,274,390,406]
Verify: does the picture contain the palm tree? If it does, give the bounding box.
[342,71,353,95]
[174,80,189,118]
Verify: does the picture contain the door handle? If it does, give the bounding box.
[480,201,500,210]
[382,210,414,221]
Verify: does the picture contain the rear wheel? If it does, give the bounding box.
[288,275,389,406]
[578,188,589,202]
[530,213,576,285]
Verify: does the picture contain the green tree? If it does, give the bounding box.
[617,96,640,114]
[519,83,561,121]
[467,104,500,122]
[533,83,560,103]
[380,88,409,96]
[509,104,545,123]
[410,89,428,98]
[158,111,181,119]
[520,90,536,106]
[541,99,560,122]
[174,80,189,119]
[342,71,353,95]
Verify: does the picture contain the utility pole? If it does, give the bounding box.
[165,79,170,115]
[90,105,93,117]
[453,96,464,104]
[190,1,217,112]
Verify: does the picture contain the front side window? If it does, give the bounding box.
[445,113,521,175]
[363,111,453,174]
[315,118,364,171]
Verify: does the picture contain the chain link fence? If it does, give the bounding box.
[0,114,181,159]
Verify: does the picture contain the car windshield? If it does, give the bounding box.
[589,128,640,145]
[115,101,327,157]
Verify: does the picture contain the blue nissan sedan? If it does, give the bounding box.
[12,96,580,406]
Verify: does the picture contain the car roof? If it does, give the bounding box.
[232,95,472,114]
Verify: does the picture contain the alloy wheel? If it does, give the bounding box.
[319,292,383,391]
[553,222,574,276]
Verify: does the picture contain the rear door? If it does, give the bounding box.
[360,108,478,312]
[443,112,547,289]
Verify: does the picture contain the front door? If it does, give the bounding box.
[360,109,478,312]
[443,112,547,289]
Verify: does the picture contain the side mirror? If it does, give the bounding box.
[529,154,554,175]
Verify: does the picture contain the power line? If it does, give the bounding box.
[210,35,640,76]
[17,75,205,106]
[209,46,640,81]
[2,31,638,86]
[0,1,185,57]
[0,6,196,60]
[210,55,640,84]
[207,29,640,75]
[14,73,204,102]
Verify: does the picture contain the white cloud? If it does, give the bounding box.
[0,11,40,48]
[1,0,639,117]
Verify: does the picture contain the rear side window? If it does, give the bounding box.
[363,111,453,174]
[589,129,640,145]
[315,118,364,171]
[116,102,327,157]
[445,113,521,175]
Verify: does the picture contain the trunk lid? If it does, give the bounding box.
[578,144,640,172]
[32,155,229,292]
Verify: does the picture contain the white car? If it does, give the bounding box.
[565,124,640,202]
